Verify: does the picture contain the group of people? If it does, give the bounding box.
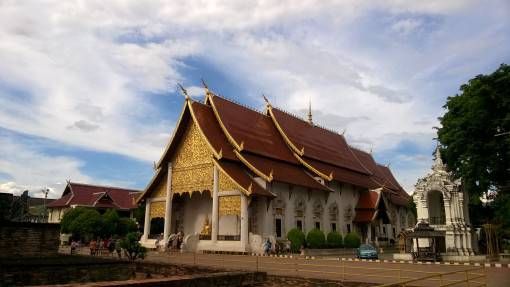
[70,238,123,258]
[154,231,184,251]
[263,239,292,255]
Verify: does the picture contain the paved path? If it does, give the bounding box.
[144,251,509,287]
[61,247,509,286]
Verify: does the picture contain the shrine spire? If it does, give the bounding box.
[307,98,313,125]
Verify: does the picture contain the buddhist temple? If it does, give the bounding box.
[136,87,414,253]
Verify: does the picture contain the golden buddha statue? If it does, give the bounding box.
[200,215,211,235]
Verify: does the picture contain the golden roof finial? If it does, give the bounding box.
[307,98,313,125]
[177,83,189,100]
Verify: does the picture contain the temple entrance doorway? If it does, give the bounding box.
[427,190,445,225]
[149,217,164,239]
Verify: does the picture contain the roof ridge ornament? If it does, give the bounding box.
[177,83,190,100]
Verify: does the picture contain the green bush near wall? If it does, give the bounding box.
[287,228,306,252]
[326,231,343,248]
[344,232,361,248]
[306,229,326,249]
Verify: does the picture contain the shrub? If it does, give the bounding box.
[306,229,326,249]
[344,232,361,248]
[326,231,343,248]
[287,228,306,252]
[120,232,146,261]
[117,218,138,236]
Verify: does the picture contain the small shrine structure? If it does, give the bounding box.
[413,147,476,258]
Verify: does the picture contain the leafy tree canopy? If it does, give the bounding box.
[438,64,509,199]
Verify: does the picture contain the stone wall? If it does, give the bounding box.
[0,221,60,257]
[0,256,134,286]
[32,271,266,287]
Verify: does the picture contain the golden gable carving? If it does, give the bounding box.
[219,170,238,191]
[171,120,214,194]
[152,174,168,198]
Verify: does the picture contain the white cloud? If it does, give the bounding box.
[0,0,508,191]
[0,136,92,198]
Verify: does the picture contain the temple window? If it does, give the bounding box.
[347,223,351,233]
[315,221,321,230]
[296,219,303,231]
[275,218,283,238]
[331,222,337,232]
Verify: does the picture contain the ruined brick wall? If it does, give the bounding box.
[0,221,60,257]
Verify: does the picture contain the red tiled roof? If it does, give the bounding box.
[356,191,380,209]
[215,159,275,197]
[209,95,298,163]
[48,182,140,210]
[239,153,331,192]
[353,191,380,223]
[353,210,377,223]
[301,157,376,189]
[191,101,237,160]
[269,107,368,174]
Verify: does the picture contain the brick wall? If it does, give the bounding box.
[0,221,60,257]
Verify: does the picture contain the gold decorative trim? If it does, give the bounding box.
[294,153,333,181]
[219,195,241,216]
[267,106,305,156]
[150,201,165,219]
[213,159,251,196]
[187,100,222,160]
[207,93,244,152]
[233,150,273,182]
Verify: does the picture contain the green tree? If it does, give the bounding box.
[68,209,103,239]
[101,209,120,238]
[119,232,146,261]
[117,217,138,236]
[61,207,88,234]
[437,64,510,227]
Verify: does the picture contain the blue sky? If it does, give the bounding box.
[0,0,509,198]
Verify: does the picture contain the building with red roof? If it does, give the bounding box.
[47,181,141,223]
[136,86,415,252]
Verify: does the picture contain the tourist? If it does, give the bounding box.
[115,239,122,259]
[263,239,271,255]
[108,238,115,256]
[89,239,97,256]
[70,240,77,255]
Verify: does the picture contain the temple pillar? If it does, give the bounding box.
[142,199,151,241]
[211,165,219,243]
[163,163,173,245]
[240,192,249,251]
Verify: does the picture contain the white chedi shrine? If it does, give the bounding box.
[413,148,475,256]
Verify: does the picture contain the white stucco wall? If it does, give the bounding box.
[182,192,212,236]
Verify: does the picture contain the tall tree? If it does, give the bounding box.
[437,64,510,226]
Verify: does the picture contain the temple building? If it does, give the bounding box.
[47,182,140,223]
[137,87,414,253]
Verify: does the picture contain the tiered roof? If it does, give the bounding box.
[140,88,410,207]
[48,182,140,210]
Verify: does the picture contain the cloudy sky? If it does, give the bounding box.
[0,0,509,198]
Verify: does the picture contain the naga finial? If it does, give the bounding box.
[177,83,189,99]
[201,78,210,95]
